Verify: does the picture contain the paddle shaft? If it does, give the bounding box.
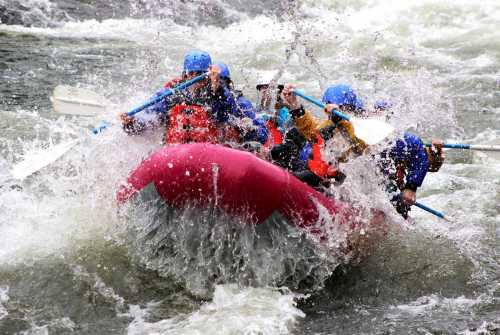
[92,73,208,133]
[425,143,500,152]
[292,90,350,121]
[414,201,453,222]
[126,73,207,117]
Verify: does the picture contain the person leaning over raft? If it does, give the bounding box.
[377,132,429,219]
[271,83,367,188]
[119,50,242,144]
[373,101,445,219]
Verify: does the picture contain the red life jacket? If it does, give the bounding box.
[263,120,283,148]
[308,135,337,178]
[165,104,218,144]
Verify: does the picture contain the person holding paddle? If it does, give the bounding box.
[373,99,445,174]
[119,50,242,144]
[268,83,366,188]
[284,84,433,219]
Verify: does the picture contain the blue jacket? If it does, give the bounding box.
[235,95,269,144]
[380,132,429,191]
[127,82,239,133]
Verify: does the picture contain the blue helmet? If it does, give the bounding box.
[322,84,364,110]
[183,50,212,73]
[213,61,230,79]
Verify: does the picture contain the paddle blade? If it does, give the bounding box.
[51,85,108,116]
[10,140,79,180]
[350,117,395,145]
[482,138,500,160]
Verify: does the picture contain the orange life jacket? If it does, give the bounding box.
[264,120,283,148]
[307,135,337,178]
[165,104,218,144]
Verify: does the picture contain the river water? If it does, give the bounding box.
[0,0,499,334]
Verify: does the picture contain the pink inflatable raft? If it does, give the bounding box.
[117,143,387,246]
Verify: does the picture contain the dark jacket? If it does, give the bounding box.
[379,132,429,191]
[234,93,268,144]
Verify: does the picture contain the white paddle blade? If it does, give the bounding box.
[51,85,108,116]
[350,117,395,145]
[481,138,500,160]
[10,140,79,180]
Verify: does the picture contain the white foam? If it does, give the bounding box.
[0,286,9,320]
[0,18,188,44]
[389,294,482,317]
[127,284,305,335]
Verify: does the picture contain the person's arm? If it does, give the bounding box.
[236,97,269,144]
[120,87,180,135]
[336,120,368,154]
[248,117,269,144]
[208,84,238,123]
[281,84,319,141]
[426,138,445,172]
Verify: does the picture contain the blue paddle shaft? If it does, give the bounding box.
[425,143,470,149]
[292,90,350,121]
[126,73,207,117]
[414,201,445,219]
[92,73,207,133]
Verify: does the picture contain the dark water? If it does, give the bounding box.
[1,0,499,334]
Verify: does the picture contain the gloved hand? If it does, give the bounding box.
[120,113,134,127]
[401,188,416,205]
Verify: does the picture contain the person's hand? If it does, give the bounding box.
[427,138,445,172]
[401,188,416,206]
[282,84,301,110]
[120,113,134,127]
[208,64,221,92]
[324,103,340,116]
[431,138,445,158]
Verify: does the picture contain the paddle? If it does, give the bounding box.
[292,90,395,145]
[51,85,109,116]
[91,73,208,133]
[10,73,208,180]
[424,142,500,160]
[10,140,80,180]
[414,201,453,222]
